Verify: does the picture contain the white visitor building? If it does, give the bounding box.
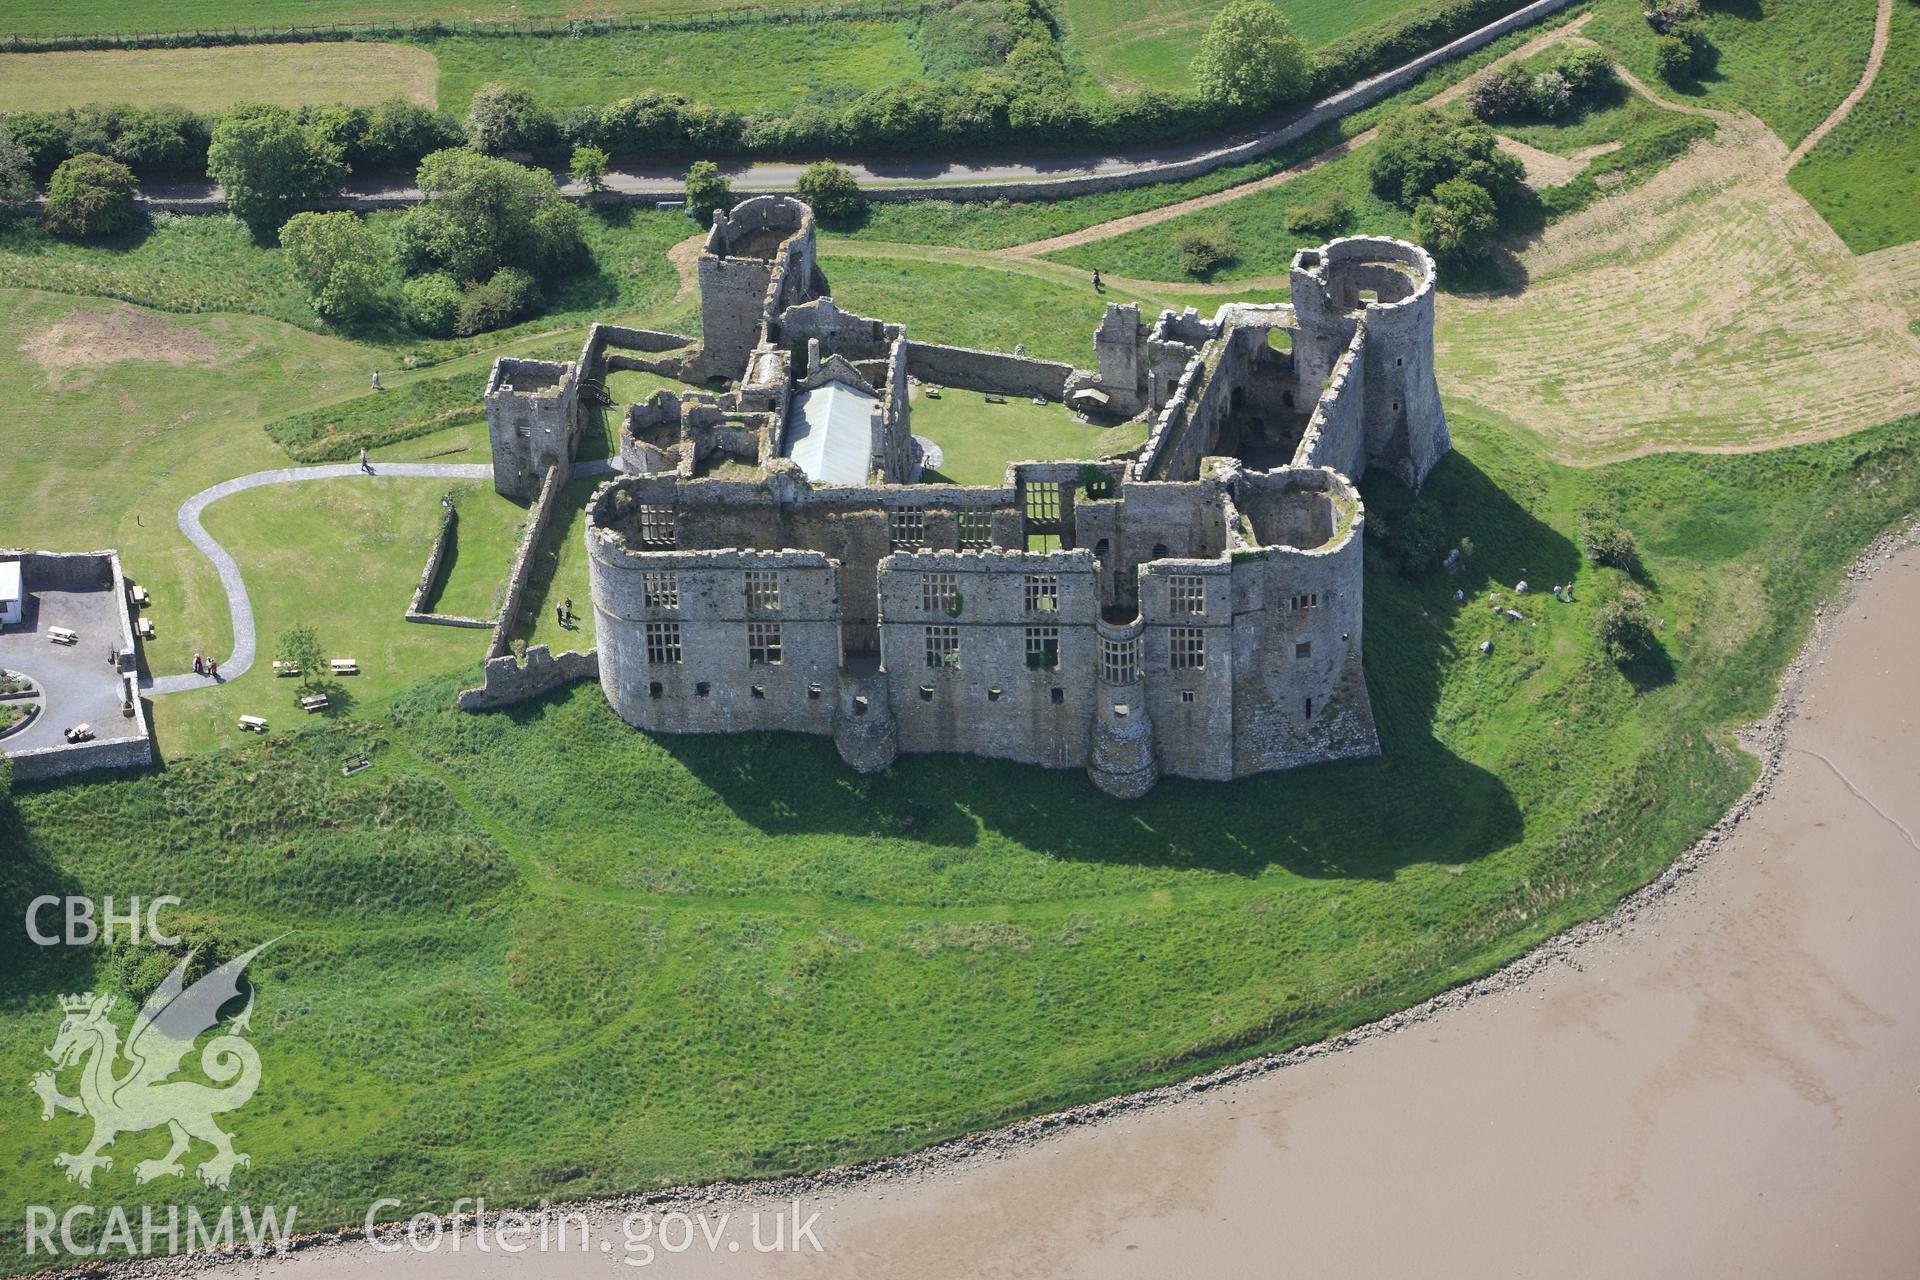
[0,559,22,627]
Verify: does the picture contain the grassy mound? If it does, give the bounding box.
[264,372,488,463]
[1582,0,1880,147]
[6,408,1919,1272]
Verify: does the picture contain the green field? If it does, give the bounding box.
[4,9,1920,1257]
[8,407,1920,1273]
[0,43,436,112]
[1582,0,1880,147]
[0,206,694,365]
[825,13,1584,253]
[423,19,922,115]
[1042,80,1713,287]
[0,0,831,39]
[1788,0,1920,254]
[825,254,1161,366]
[909,388,1146,485]
[517,475,604,655]
[1060,0,1437,94]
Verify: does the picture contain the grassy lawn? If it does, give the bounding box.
[424,20,920,115]
[155,477,520,756]
[911,387,1144,485]
[1045,143,1418,285]
[824,255,1161,366]
[0,0,830,39]
[265,372,489,462]
[0,43,435,112]
[1494,70,1675,157]
[603,368,700,404]
[1060,0,1438,94]
[1788,0,1920,255]
[423,480,529,619]
[8,407,1920,1272]
[0,206,692,367]
[1043,85,1712,286]
[518,475,604,655]
[0,288,372,687]
[1582,0,1880,147]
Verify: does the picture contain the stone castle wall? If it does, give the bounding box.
[903,342,1075,400]
[475,209,1446,794]
[876,548,1102,770]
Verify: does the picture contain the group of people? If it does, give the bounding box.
[556,597,577,628]
[191,652,220,680]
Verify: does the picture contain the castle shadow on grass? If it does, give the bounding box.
[651,447,1572,880]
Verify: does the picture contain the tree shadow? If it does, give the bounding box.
[300,680,356,720]
[1619,639,1676,692]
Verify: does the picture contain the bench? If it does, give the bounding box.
[330,658,359,675]
[47,627,78,645]
[238,715,268,733]
[983,394,1007,404]
[65,724,94,743]
[924,386,942,399]
[341,752,372,777]
[301,694,330,713]
[136,618,155,640]
[272,661,301,677]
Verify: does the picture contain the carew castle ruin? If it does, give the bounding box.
[482,195,1449,798]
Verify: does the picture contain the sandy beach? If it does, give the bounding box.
[183,545,1920,1280]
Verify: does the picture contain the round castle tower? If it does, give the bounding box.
[1288,236,1449,490]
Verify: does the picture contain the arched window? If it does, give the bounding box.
[1152,543,1170,560]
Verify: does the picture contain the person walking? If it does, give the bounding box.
[371,370,383,391]
[192,653,203,676]
[1091,268,1102,291]
[208,657,219,680]
[556,603,565,627]
[360,447,372,475]
[564,597,574,625]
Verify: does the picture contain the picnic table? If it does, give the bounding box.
[272,661,300,677]
[301,694,330,713]
[65,724,94,743]
[47,626,78,645]
[136,618,155,639]
[239,715,268,733]
[330,658,359,675]
[128,585,151,607]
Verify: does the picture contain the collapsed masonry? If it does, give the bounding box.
[482,196,1449,797]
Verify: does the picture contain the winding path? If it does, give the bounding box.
[1785,0,1893,169]
[143,462,491,695]
[146,457,624,695]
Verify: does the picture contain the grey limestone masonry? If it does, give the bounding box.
[488,355,584,500]
[404,499,496,629]
[486,465,569,660]
[479,200,1450,797]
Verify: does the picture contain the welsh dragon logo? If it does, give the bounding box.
[30,942,272,1189]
